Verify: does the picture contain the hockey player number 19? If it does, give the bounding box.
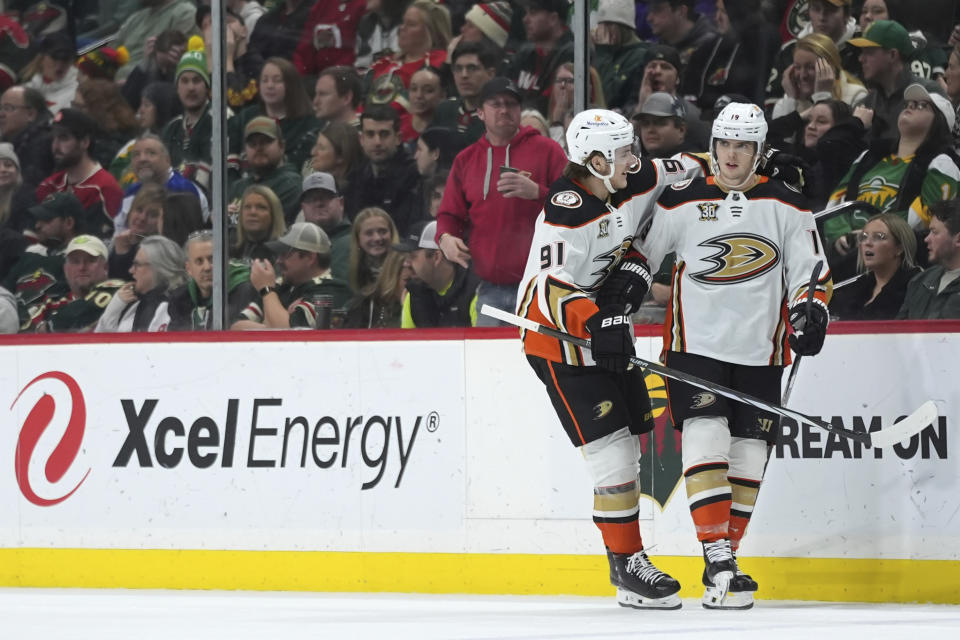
[540,241,566,270]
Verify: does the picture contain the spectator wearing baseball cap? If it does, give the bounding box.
[592,0,649,111]
[36,109,125,237]
[228,116,303,225]
[637,44,709,148]
[234,221,351,330]
[632,93,696,158]
[825,79,960,269]
[393,219,480,328]
[504,0,574,114]
[161,37,214,194]
[297,172,351,282]
[848,19,919,142]
[2,192,86,326]
[436,76,567,325]
[23,31,78,116]
[28,234,120,333]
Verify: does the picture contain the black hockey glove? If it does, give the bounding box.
[757,146,810,192]
[788,299,829,356]
[595,253,653,315]
[586,305,636,373]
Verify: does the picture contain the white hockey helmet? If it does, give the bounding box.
[709,102,768,182]
[565,109,636,193]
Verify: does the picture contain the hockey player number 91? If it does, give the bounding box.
[540,241,566,270]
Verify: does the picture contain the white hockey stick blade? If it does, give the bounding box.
[481,304,538,330]
[868,400,939,448]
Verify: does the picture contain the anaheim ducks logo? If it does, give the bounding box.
[691,233,781,285]
[593,400,614,420]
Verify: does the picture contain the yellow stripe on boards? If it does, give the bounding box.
[0,549,957,604]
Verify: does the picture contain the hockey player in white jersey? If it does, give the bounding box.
[517,109,695,610]
[636,102,833,609]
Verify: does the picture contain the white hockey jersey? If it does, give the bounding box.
[637,175,833,367]
[517,157,694,366]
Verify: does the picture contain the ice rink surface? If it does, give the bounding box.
[3,589,960,639]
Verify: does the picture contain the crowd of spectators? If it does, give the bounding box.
[1,0,959,336]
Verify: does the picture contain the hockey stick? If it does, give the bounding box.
[482,305,938,449]
[782,260,823,406]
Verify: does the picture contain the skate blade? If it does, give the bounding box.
[702,584,754,610]
[617,588,682,610]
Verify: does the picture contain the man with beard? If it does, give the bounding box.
[436,77,567,324]
[228,117,302,225]
[166,230,258,330]
[114,0,199,81]
[36,108,124,238]
[114,134,208,236]
[161,39,213,194]
[2,192,85,328]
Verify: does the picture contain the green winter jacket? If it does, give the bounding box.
[896,266,960,320]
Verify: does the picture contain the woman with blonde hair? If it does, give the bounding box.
[772,33,867,119]
[349,207,399,295]
[344,250,413,328]
[829,213,921,320]
[366,1,450,116]
[231,185,286,262]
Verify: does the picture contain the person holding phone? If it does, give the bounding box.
[435,78,567,325]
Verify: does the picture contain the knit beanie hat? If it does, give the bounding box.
[464,1,513,49]
[175,35,210,87]
[77,46,129,80]
[0,142,20,172]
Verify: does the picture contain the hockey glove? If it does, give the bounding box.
[757,146,810,192]
[586,305,636,373]
[595,254,653,315]
[788,299,829,356]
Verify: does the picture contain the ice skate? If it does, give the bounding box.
[731,551,758,593]
[609,549,682,610]
[701,539,753,609]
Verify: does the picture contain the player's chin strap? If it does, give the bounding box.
[480,304,939,450]
[587,160,618,194]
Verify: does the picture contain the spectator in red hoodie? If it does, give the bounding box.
[436,77,567,325]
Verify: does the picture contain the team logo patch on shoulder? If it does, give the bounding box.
[671,178,692,190]
[551,190,582,208]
